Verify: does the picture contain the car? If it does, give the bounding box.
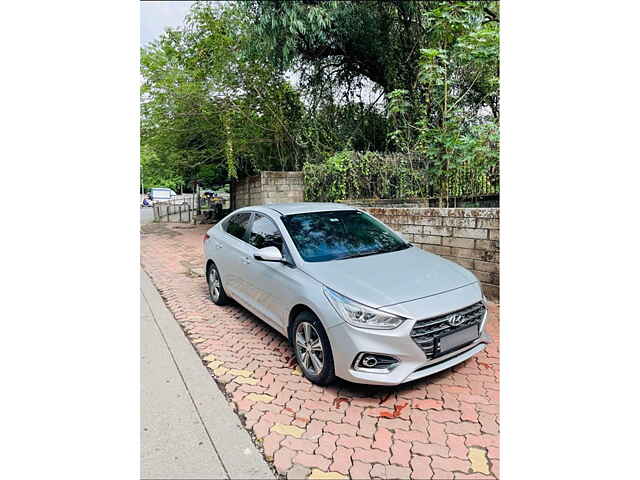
[148,187,177,202]
[203,202,490,386]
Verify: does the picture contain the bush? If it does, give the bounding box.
[303,151,429,202]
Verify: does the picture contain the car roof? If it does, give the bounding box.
[231,202,357,217]
[261,202,356,215]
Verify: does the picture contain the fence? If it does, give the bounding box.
[152,194,229,223]
[445,164,499,198]
[303,151,499,205]
[152,202,195,223]
[344,194,499,208]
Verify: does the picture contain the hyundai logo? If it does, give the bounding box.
[448,314,464,327]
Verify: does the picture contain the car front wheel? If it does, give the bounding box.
[292,311,335,385]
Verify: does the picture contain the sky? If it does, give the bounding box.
[140,1,195,47]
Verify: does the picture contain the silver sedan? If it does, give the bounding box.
[203,203,490,386]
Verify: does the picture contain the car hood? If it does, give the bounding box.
[300,246,477,309]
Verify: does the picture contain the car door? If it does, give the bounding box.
[243,213,302,332]
[214,211,254,303]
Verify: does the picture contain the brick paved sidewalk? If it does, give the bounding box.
[141,223,500,480]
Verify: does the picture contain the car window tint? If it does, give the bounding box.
[248,214,283,251]
[226,212,252,241]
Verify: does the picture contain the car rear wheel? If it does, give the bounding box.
[292,311,335,385]
[207,262,229,306]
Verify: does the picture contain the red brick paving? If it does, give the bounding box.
[141,223,500,479]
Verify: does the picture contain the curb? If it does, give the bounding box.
[142,270,274,480]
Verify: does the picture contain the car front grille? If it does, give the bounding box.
[410,301,486,359]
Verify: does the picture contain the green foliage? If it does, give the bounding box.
[140,1,499,201]
[141,2,307,187]
[241,1,432,94]
[140,145,184,192]
[387,1,499,203]
[196,163,226,189]
[304,151,429,202]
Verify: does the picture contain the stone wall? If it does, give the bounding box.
[360,206,500,300]
[233,171,304,209]
[233,174,263,209]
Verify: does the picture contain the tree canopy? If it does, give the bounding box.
[140,0,499,200]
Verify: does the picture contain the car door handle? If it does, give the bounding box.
[241,256,251,264]
[214,242,223,249]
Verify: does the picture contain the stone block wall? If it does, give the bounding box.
[233,171,304,208]
[360,207,500,300]
[233,174,263,209]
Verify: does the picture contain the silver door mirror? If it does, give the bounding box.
[254,246,283,262]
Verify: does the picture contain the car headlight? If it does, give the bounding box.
[323,287,405,330]
[480,294,489,331]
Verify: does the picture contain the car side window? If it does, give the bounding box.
[225,212,252,241]
[248,214,284,251]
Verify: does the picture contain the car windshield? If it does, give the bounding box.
[282,210,410,262]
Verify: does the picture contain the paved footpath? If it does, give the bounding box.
[141,269,274,479]
[141,222,500,479]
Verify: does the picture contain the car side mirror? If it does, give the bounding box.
[254,246,283,262]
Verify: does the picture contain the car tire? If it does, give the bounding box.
[207,262,229,306]
[292,311,336,386]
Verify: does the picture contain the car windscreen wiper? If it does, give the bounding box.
[381,242,412,253]
[335,249,383,260]
[336,243,411,260]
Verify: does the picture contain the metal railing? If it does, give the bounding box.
[152,202,194,223]
[151,193,230,223]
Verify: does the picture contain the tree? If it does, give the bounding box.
[239,1,498,128]
[140,145,184,192]
[140,2,307,188]
[387,1,499,204]
[140,1,499,201]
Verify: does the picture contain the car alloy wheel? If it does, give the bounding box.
[295,321,324,376]
[208,267,221,302]
[207,265,222,303]
[206,262,228,306]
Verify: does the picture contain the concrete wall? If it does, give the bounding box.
[233,171,304,208]
[360,206,500,300]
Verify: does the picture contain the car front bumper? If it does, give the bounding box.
[325,302,490,386]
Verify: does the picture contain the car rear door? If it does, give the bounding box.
[215,212,254,303]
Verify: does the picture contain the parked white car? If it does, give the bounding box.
[149,188,177,203]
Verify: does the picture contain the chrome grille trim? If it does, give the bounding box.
[410,301,486,359]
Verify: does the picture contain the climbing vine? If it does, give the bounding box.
[303,151,429,202]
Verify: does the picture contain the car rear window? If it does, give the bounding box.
[225,212,252,241]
